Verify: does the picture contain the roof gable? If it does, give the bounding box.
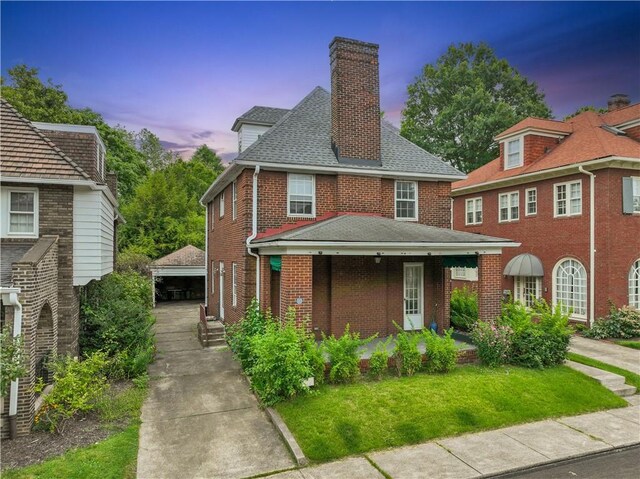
[231,106,290,131]
[152,245,205,267]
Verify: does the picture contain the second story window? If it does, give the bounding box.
[5,188,38,237]
[526,188,537,216]
[395,181,418,220]
[465,197,482,225]
[505,137,523,169]
[219,191,225,218]
[634,177,640,213]
[288,173,315,217]
[499,191,519,222]
[554,180,581,217]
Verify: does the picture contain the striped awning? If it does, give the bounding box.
[503,253,544,277]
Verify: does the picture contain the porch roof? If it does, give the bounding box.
[251,214,518,256]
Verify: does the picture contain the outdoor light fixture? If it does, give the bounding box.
[374,257,382,264]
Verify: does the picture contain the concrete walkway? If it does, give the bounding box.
[137,301,294,479]
[266,396,640,479]
[570,336,640,375]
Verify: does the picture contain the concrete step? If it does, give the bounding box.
[566,360,633,396]
[207,338,227,347]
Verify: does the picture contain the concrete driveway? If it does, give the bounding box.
[137,301,294,479]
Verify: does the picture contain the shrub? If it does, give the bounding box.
[393,323,422,376]
[35,352,109,433]
[80,272,155,378]
[0,327,26,397]
[227,299,270,371]
[450,287,478,331]
[423,328,458,373]
[471,321,513,367]
[249,308,318,406]
[368,337,392,380]
[115,250,152,276]
[323,325,374,384]
[584,305,640,339]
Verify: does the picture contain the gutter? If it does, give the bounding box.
[246,166,261,303]
[3,289,22,439]
[579,165,596,327]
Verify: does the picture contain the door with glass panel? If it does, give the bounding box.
[403,263,424,330]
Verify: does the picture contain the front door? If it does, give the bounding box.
[403,262,424,330]
[219,261,225,320]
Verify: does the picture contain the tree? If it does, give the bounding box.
[137,128,180,171]
[401,43,552,173]
[564,106,607,120]
[191,144,224,175]
[1,65,149,199]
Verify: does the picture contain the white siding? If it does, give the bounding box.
[239,124,270,152]
[73,187,115,286]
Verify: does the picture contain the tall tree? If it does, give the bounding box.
[191,144,224,174]
[401,43,552,173]
[1,65,149,199]
[564,106,607,120]
[137,128,180,171]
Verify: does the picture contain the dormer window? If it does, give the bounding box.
[505,137,523,169]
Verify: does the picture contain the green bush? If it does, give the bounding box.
[471,321,513,367]
[115,250,152,276]
[584,305,640,339]
[368,337,392,380]
[227,299,269,371]
[423,329,458,373]
[393,323,422,376]
[0,327,26,397]
[323,325,374,384]
[450,287,478,331]
[80,272,155,378]
[249,308,320,406]
[35,352,109,433]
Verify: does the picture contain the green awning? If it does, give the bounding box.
[443,256,478,268]
[270,255,282,272]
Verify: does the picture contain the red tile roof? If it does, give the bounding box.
[453,108,640,191]
[0,100,91,181]
[495,117,573,140]
[601,103,640,127]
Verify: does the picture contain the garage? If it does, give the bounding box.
[150,245,206,305]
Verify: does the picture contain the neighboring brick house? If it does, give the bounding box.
[451,95,640,325]
[0,99,119,438]
[201,37,517,339]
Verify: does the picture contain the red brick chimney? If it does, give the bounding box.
[330,37,381,165]
[608,93,630,111]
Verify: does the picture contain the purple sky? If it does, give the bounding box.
[2,1,639,162]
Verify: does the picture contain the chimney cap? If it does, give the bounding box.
[329,37,379,51]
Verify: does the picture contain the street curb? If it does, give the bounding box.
[265,407,309,467]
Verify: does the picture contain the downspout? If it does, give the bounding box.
[246,166,261,303]
[579,166,596,327]
[6,291,22,439]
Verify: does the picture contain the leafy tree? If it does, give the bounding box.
[137,128,180,171]
[191,144,224,175]
[1,65,148,199]
[401,43,552,173]
[564,105,607,120]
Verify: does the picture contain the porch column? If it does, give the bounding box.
[478,254,502,322]
[280,255,313,327]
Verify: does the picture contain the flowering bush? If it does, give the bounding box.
[471,321,513,367]
[584,306,640,339]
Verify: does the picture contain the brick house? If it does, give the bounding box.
[451,95,640,325]
[201,37,517,339]
[0,100,119,438]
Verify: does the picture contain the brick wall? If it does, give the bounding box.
[623,125,640,141]
[478,254,502,321]
[40,130,101,183]
[280,255,313,326]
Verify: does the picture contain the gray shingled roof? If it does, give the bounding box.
[253,215,510,244]
[152,245,205,267]
[236,87,464,177]
[0,242,34,286]
[231,106,290,131]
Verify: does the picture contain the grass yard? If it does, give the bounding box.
[275,365,626,462]
[567,352,640,390]
[614,340,640,350]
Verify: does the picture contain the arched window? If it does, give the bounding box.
[630,259,640,309]
[553,258,587,319]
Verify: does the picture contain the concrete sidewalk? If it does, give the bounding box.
[570,336,640,375]
[265,396,640,479]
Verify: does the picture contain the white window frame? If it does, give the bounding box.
[632,177,640,214]
[498,191,519,223]
[4,187,39,238]
[554,180,582,218]
[232,181,237,220]
[514,276,542,307]
[629,259,640,309]
[504,136,524,170]
[553,258,587,321]
[219,190,225,218]
[465,197,483,225]
[395,180,419,221]
[232,262,238,307]
[451,267,478,281]
[525,188,537,216]
[287,173,315,218]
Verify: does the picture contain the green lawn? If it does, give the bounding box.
[567,352,640,390]
[275,365,626,462]
[614,340,640,350]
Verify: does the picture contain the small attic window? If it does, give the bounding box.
[505,137,523,169]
